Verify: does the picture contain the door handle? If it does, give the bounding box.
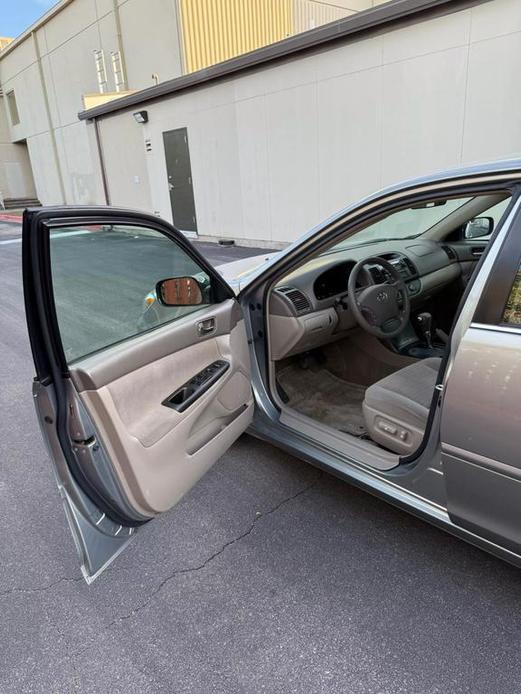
[197,318,215,336]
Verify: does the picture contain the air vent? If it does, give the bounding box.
[441,245,457,261]
[277,286,311,314]
[402,257,417,277]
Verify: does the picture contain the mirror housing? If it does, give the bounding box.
[464,216,493,240]
[156,276,204,306]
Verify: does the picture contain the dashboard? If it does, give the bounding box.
[268,238,464,361]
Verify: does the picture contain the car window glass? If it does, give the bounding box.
[327,194,511,252]
[486,198,511,228]
[331,197,472,249]
[502,266,521,326]
[49,223,212,363]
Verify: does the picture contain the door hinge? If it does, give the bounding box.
[435,384,444,392]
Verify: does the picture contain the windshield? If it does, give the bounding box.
[330,196,472,251]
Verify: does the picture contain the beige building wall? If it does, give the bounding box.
[97,115,153,210]
[0,0,389,208]
[0,0,185,206]
[0,95,36,202]
[95,0,521,247]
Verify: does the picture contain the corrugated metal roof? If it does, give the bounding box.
[78,0,488,121]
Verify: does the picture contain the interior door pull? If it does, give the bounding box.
[197,318,215,336]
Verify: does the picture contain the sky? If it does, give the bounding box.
[1,0,57,39]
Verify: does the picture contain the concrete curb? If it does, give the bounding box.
[0,214,22,223]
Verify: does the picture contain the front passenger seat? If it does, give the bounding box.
[362,358,441,455]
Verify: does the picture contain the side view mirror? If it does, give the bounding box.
[156,276,204,306]
[464,216,493,240]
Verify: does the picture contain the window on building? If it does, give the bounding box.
[6,90,19,125]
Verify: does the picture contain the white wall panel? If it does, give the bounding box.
[235,96,271,242]
[118,0,183,91]
[60,121,100,204]
[2,63,49,141]
[47,25,102,127]
[381,46,468,186]
[381,9,470,63]
[265,82,320,243]
[98,114,153,210]
[26,133,64,204]
[470,0,521,41]
[317,67,382,218]
[191,103,244,240]
[462,32,521,163]
[43,0,98,52]
[314,36,382,81]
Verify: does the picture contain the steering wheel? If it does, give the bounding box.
[346,256,410,338]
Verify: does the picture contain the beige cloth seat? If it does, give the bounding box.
[362,357,441,455]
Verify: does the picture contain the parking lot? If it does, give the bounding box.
[2,218,521,693]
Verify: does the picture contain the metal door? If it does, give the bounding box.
[163,128,197,234]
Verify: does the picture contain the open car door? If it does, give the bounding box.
[23,207,254,582]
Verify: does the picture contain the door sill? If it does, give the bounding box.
[279,405,399,472]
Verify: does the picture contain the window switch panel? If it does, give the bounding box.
[162,360,229,412]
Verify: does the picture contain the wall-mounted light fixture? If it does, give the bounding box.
[133,110,148,124]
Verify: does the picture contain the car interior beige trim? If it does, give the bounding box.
[70,304,253,517]
[71,298,241,391]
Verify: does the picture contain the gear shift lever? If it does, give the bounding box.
[416,312,433,349]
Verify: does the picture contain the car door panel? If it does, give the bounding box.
[74,312,252,516]
[23,207,253,581]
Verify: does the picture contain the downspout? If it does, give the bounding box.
[32,30,67,203]
[93,117,110,205]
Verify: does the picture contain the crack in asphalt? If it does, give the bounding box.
[0,575,84,599]
[0,473,320,613]
[108,473,322,627]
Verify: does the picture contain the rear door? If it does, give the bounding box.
[441,199,521,554]
[23,207,253,582]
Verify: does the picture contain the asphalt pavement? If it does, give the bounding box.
[1,219,521,693]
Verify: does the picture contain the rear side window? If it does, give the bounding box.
[502,268,521,325]
[49,223,213,362]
